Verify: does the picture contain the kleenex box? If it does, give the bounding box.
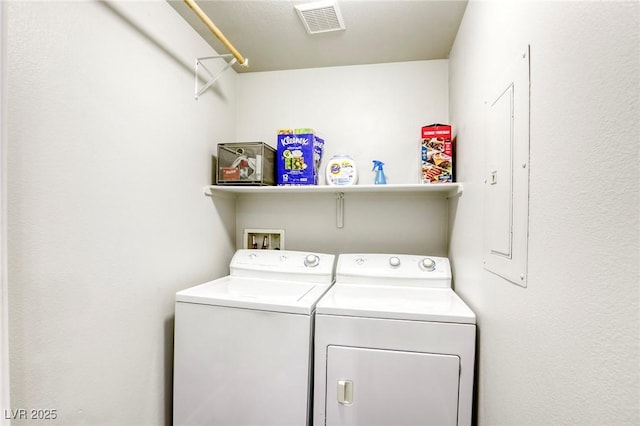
[277,129,323,185]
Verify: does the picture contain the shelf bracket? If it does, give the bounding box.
[446,185,464,199]
[336,192,345,228]
[203,185,236,200]
[194,54,237,100]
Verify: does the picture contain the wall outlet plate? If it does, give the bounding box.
[243,228,285,250]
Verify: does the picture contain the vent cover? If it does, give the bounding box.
[295,1,346,34]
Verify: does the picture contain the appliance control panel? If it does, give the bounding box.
[336,253,451,288]
[230,249,335,283]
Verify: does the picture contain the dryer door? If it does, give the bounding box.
[325,346,460,426]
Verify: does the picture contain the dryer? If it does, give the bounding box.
[313,253,476,426]
[174,249,335,426]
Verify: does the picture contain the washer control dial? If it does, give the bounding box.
[389,256,401,268]
[419,257,436,272]
[304,254,320,268]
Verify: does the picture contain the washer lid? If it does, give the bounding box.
[315,285,476,324]
[175,276,331,315]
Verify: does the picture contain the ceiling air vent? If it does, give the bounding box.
[295,1,346,34]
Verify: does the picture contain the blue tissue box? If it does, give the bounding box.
[277,129,323,186]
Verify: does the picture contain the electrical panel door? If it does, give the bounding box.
[483,45,531,287]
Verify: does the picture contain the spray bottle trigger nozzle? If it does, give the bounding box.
[372,160,387,185]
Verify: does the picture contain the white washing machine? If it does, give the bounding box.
[313,253,476,426]
[173,249,335,426]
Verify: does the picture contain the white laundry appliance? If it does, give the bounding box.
[313,253,476,426]
[173,249,335,426]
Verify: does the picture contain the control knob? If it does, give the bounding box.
[304,254,320,268]
[419,257,436,272]
[389,256,401,268]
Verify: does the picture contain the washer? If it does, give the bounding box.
[173,249,335,426]
[313,253,476,426]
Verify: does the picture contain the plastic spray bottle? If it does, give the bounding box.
[372,160,387,185]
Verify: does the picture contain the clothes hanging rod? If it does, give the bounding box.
[184,0,249,67]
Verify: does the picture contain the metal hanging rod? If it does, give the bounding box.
[184,0,249,68]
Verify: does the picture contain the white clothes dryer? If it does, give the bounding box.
[313,253,476,426]
[174,249,335,426]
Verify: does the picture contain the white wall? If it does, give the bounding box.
[6,1,236,424]
[449,1,639,424]
[237,61,449,185]
[235,61,452,255]
[0,1,10,422]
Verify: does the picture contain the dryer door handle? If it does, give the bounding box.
[337,380,353,405]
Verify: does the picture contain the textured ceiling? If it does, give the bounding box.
[168,0,468,73]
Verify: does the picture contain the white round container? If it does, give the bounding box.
[325,155,358,186]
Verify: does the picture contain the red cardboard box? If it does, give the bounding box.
[421,124,453,183]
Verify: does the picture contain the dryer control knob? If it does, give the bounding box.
[389,256,401,268]
[420,257,436,272]
[304,254,320,268]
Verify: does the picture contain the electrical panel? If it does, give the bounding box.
[483,46,531,287]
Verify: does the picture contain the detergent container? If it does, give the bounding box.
[325,155,358,186]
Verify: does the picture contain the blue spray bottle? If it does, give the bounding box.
[372,160,387,185]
